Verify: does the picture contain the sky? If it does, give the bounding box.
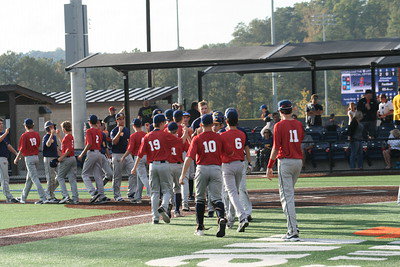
[0,0,308,54]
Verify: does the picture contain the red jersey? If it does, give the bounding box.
[127,131,146,156]
[273,119,304,159]
[62,134,74,156]
[85,128,103,150]
[169,139,189,163]
[220,129,246,163]
[164,124,184,137]
[19,131,41,156]
[187,131,228,165]
[138,129,180,163]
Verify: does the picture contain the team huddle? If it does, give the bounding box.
[0,100,304,240]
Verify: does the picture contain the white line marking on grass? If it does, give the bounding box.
[196,246,340,253]
[255,236,365,244]
[0,213,152,239]
[349,250,400,256]
[370,245,400,250]
[329,256,387,261]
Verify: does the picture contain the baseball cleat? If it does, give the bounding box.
[47,198,60,204]
[173,211,183,217]
[194,225,205,236]
[90,193,100,203]
[115,196,124,202]
[95,197,109,205]
[247,215,253,222]
[182,204,190,212]
[16,197,26,204]
[157,206,171,223]
[152,220,159,224]
[237,218,249,232]
[34,200,48,204]
[282,234,300,242]
[58,196,70,204]
[216,218,227,237]
[6,198,20,203]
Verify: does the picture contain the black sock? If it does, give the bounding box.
[196,202,205,226]
[189,179,194,197]
[213,201,225,219]
[175,193,182,212]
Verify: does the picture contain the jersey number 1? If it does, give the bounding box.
[289,130,299,142]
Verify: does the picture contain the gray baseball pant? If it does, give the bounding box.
[57,157,79,202]
[195,165,223,204]
[169,163,182,194]
[0,157,14,201]
[134,155,150,200]
[149,161,173,221]
[112,153,136,199]
[81,150,105,197]
[240,161,252,215]
[101,154,113,181]
[44,156,59,199]
[278,158,302,236]
[21,155,46,201]
[181,152,190,207]
[222,161,247,222]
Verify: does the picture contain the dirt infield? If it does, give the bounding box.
[0,186,397,247]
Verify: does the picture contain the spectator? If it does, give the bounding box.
[306,94,323,127]
[301,132,315,169]
[187,101,200,125]
[357,89,378,137]
[255,129,273,171]
[138,99,158,126]
[103,106,117,133]
[347,102,356,125]
[260,112,280,137]
[348,111,368,170]
[382,129,400,169]
[172,102,183,111]
[378,94,394,125]
[393,87,400,126]
[259,104,271,123]
[325,113,340,132]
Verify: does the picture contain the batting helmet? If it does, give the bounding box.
[50,158,59,168]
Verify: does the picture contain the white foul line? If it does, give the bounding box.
[0,213,152,239]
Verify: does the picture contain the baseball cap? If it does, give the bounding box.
[167,122,178,132]
[24,118,34,126]
[153,114,166,124]
[259,104,267,110]
[131,118,142,127]
[225,109,238,120]
[165,109,174,121]
[109,106,116,111]
[212,111,225,123]
[115,113,125,120]
[173,110,183,119]
[152,109,162,117]
[183,112,190,117]
[201,114,213,126]
[278,100,292,111]
[44,121,55,129]
[89,115,98,124]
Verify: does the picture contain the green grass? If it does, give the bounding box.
[1,202,400,266]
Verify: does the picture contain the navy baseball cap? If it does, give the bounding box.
[153,114,166,124]
[278,100,292,111]
[212,111,225,123]
[201,114,213,126]
[44,121,55,129]
[167,122,178,132]
[89,115,98,124]
[165,109,174,121]
[115,113,124,119]
[183,112,190,117]
[225,109,238,120]
[259,104,267,110]
[152,109,162,117]
[131,118,142,127]
[173,110,183,119]
[24,118,34,126]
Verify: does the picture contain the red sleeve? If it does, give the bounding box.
[127,134,135,154]
[86,130,93,146]
[187,136,198,160]
[137,136,148,158]
[273,123,281,150]
[18,135,25,153]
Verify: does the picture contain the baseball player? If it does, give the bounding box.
[97,120,113,187]
[179,114,231,237]
[131,114,183,224]
[0,119,19,203]
[267,100,304,242]
[57,121,79,204]
[42,121,60,203]
[167,122,189,217]
[110,113,136,202]
[14,118,48,204]
[121,118,150,203]
[191,101,210,134]
[78,115,108,204]
[220,108,249,232]
[165,109,174,122]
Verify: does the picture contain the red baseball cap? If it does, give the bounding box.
[109,106,116,111]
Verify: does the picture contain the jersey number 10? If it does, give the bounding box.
[203,140,216,153]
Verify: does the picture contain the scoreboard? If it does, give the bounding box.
[341,68,399,105]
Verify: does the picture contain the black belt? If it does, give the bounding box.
[173,162,182,164]
[151,160,166,163]
[90,150,95,151]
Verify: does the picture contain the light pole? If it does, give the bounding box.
[176,0,183,104]
[312,13,335,115]
[270,0,277,110]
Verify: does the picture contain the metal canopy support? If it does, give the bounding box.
[146,0,152,87]
[8,92,17,175]
[197,71,204,101]
[311,60,317,95]
[123,72,131,127]
[370,62,377,96]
